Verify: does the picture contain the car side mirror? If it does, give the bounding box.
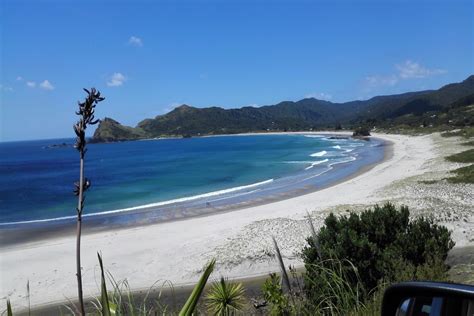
[381,281,474,316]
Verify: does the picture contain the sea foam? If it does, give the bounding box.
[310,150,327,157]
[303,135,325,138]
[0,179,274,226]
[305,159,329,170]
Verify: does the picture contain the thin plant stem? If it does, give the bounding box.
[73,88,104,315]
[76,156,85,315]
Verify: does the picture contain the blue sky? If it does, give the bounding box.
[1,0,473,141]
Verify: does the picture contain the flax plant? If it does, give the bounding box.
[180,259,216,316]
[73,88,104,315]
[205,277,245,315]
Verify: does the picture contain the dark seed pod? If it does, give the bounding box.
[74,88,105,196]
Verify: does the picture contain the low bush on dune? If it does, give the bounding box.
[300,203,454,313]
[260,203,455,315]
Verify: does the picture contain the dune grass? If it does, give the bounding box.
[445,148,474,163]
[444,148,474,183]
[441,126,474,138]
[447,165,474,183]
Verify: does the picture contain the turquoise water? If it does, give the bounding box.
[0,134,384,225]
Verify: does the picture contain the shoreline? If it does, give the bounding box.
[1,132,472,311]
[29,244,474,316]
[0,132,389,246]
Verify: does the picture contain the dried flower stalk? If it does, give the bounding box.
[73,88,104,315]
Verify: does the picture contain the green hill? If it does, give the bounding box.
[92,75,474,142]
[91,118,146,143]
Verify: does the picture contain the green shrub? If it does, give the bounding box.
[262,273,290,315]
[352,126,371,137]
[302,203,454,304]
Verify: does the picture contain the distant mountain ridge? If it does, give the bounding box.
[92,75,474,142]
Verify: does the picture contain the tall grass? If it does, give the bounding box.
[263,238,369,315]
[92,256,216,316]
[6,299,12,316]
[304,259,366,315]
[98,253,113,316]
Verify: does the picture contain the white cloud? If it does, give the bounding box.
[364,75,399,88]
[128,36,143,47]
[39,80,55,90]
[16,76,23,81]
[26,81,36,88]
[107,73,126,87]
[362,60,446,94]
[396,60,446,79]
[199,73,208,80]
[304,92,333,101]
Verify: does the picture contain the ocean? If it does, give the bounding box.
[0,134,385,227]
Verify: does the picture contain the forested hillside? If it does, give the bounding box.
[92,75,474,142]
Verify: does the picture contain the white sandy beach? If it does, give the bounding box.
[1,132,473,310]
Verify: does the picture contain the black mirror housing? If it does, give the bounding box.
[382,281,474,316]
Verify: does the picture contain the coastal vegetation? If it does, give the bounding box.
[352,126,371,137]
[445,148,474,183]
[446,148,474,163]
[304,203,453,292]
[447,165,474,183]
[91,75,474,142]
[4,204,457,315]
[297,203,453,315]
[205,277,246,315]
[87,204,456,315]
[441,126,474,139]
